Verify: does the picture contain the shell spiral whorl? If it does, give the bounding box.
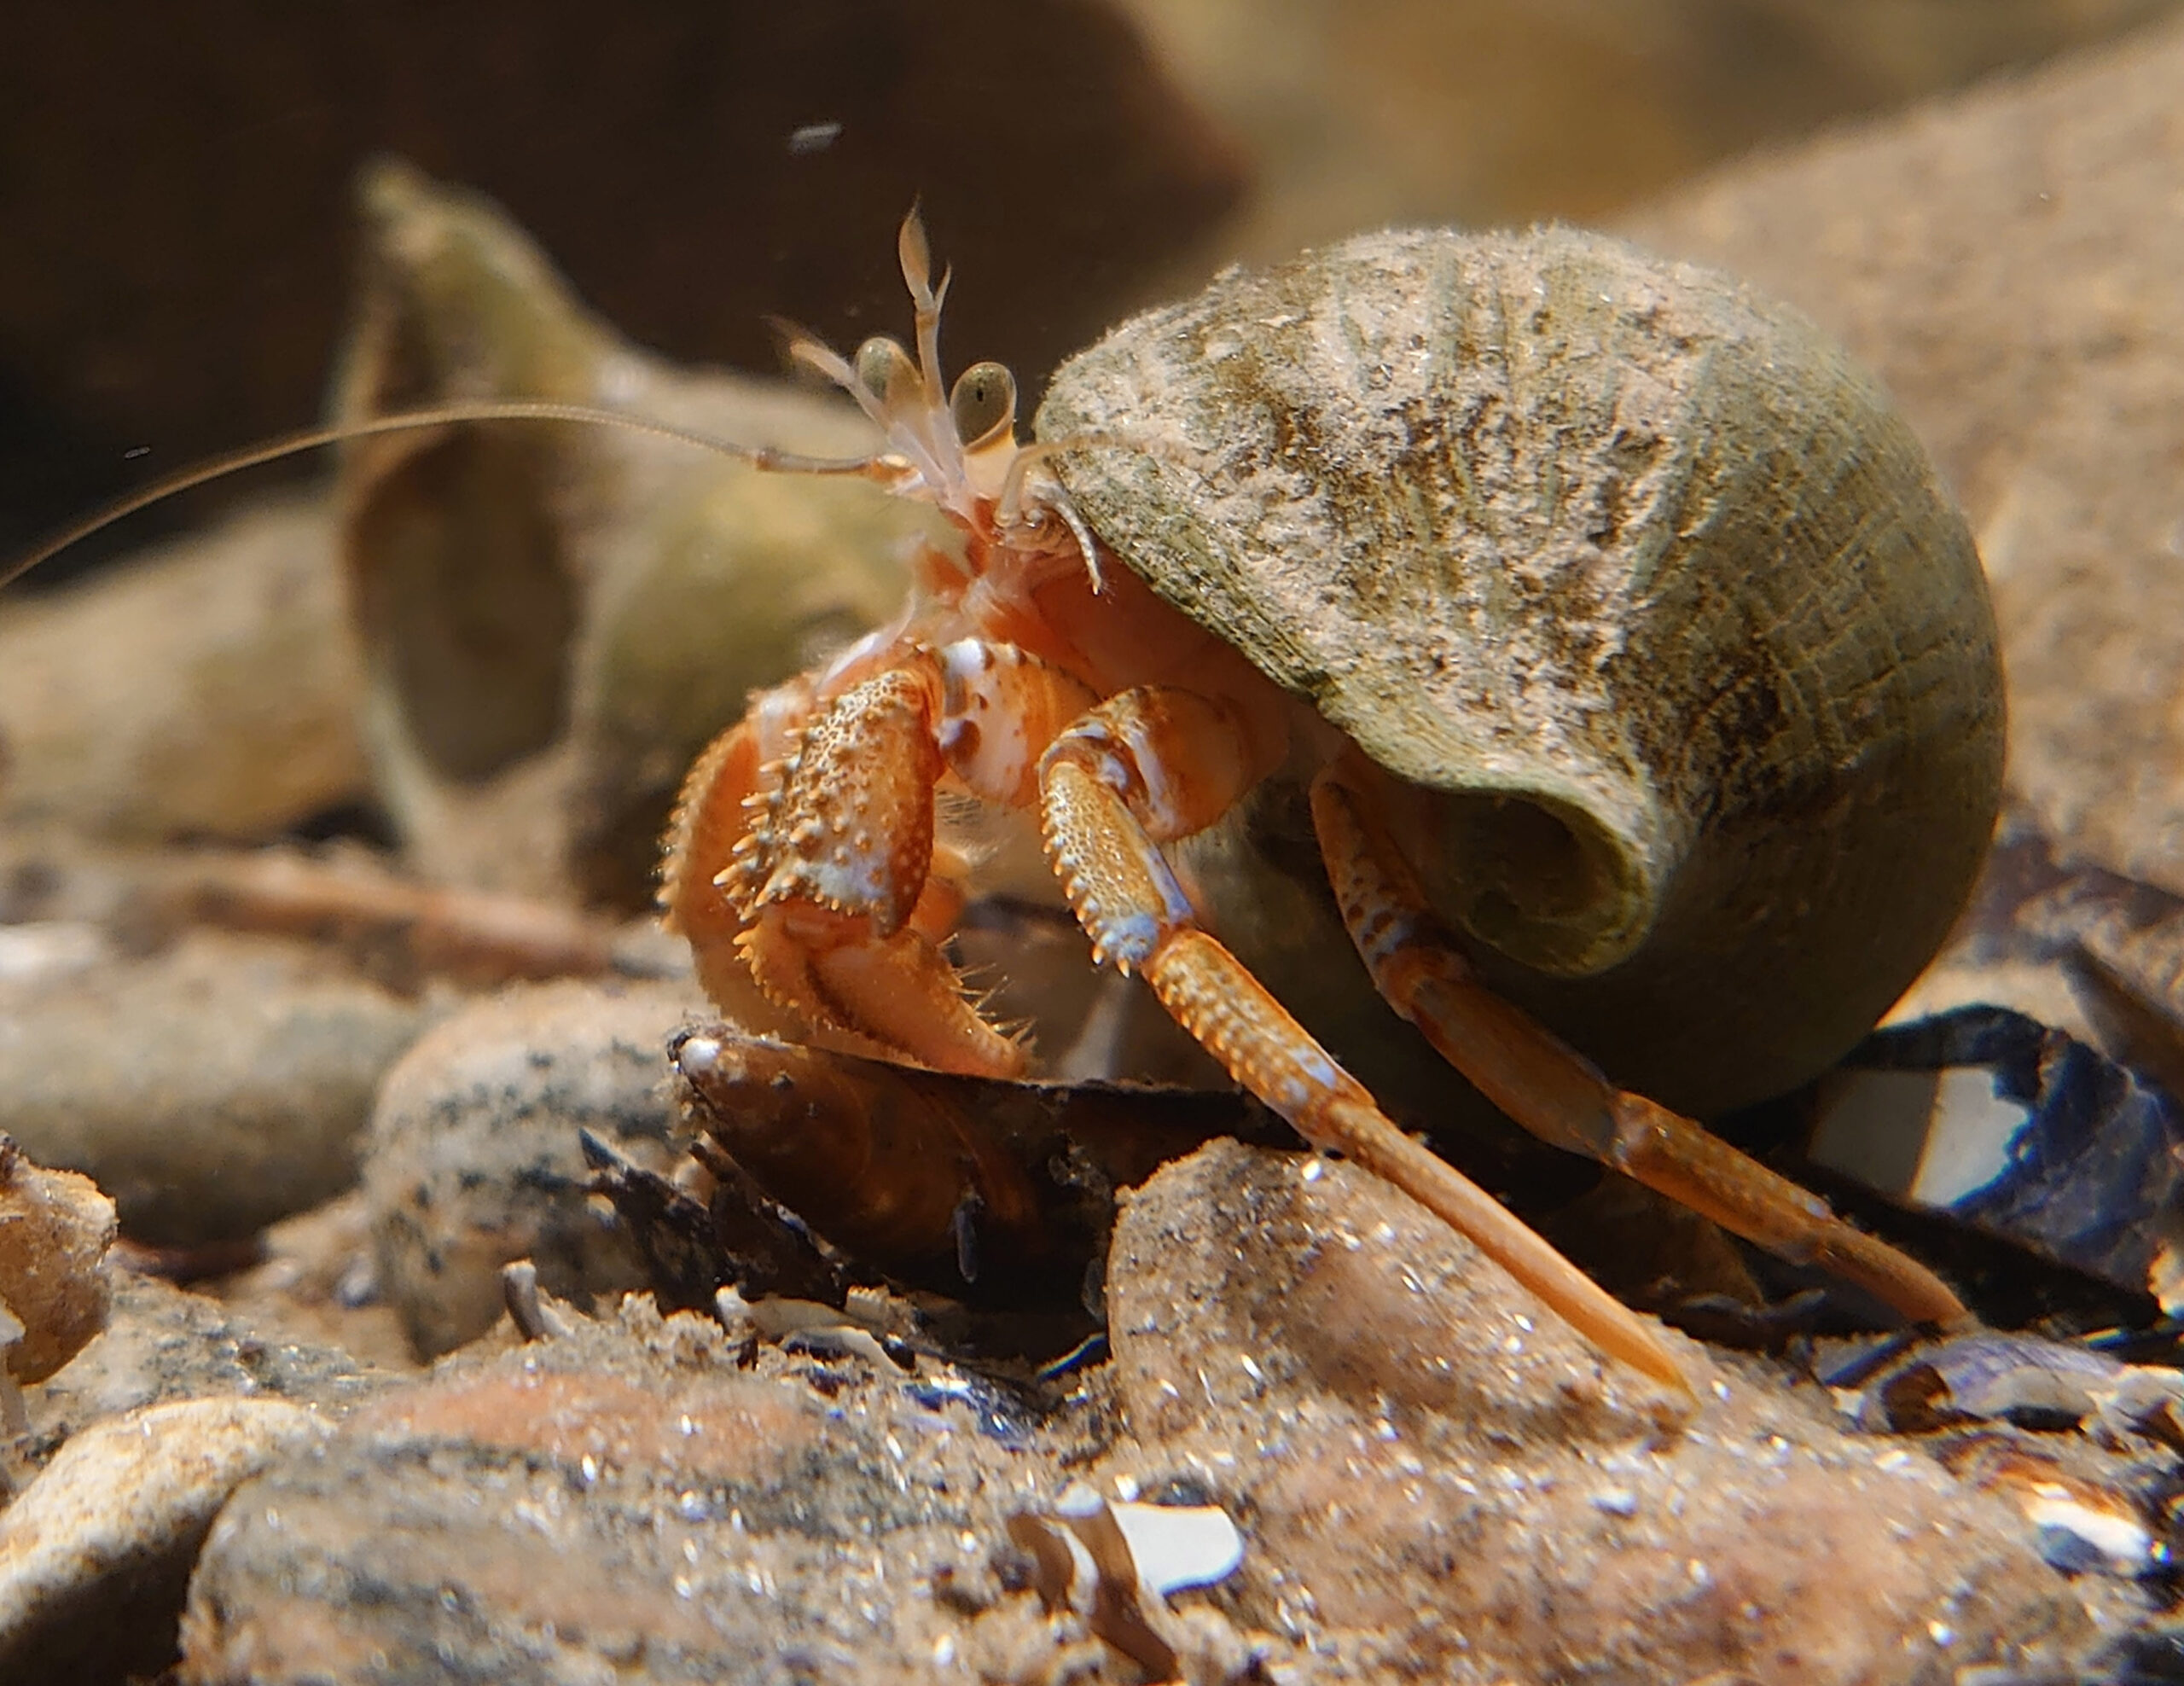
[1037,225,2004,1116]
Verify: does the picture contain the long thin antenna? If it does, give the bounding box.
[2,400,889,594]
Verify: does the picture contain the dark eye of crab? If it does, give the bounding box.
[949,361,1017,450]
[854,335,921,409]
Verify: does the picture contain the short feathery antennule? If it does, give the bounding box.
[764,207,986,533]
[897,208,954,427]
[0,400,902,595]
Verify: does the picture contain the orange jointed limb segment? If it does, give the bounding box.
[1606,1091,1968,1325]
[1310,769,1969,1329]
[1148,928,1699,1395]
[1040,750,1696,1395]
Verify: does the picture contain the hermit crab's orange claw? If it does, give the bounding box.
[719,668,1025,1079]
[1309,765,1969,1330]
[1040,689,1699,1396]
[661,716,775,1015]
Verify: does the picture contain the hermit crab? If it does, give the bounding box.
[656,215,2006,1392]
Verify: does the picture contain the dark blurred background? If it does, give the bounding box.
[2,0,2177,574]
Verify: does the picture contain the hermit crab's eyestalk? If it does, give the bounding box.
[950,362,1017,451]
[854,336,921,411]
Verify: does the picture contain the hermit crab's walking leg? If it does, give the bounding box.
[1309,761,1969,1328]
[1039,689,1697,1394]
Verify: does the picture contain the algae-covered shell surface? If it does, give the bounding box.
[1037,226,2005,1116]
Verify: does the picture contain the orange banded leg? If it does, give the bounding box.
[1310,765,1968,1328]
[1040,689,1695,1394]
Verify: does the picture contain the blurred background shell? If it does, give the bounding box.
[333,160,939,906]
[1040,226,2006,1119]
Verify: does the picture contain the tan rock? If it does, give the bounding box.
[0,1139,114,1387]
[0,1397,330,1681]
[0,930,425,1243]
[0,495,367,841]
[363,978,699,1358]
[25,1273,384,1472]
[1104,1139,2144,1683]
[177,1299,1083,1685]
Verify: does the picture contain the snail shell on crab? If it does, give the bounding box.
[1036,226,2005,1119]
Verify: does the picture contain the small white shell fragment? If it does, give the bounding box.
[2020,1484,2164,1579]
[0,1397,330,1672]
[1050,1482,1245,1595]
[712,1287,897,1369]
[1107,1498,1246,1596]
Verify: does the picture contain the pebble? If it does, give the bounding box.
[0,931,425,1242]
[23,1272,385,1474]
[362,977,699,1358]
[0,1396,331,1680]
[0,1138,114,1385]
[1100,1139,2144,1683]
[177,1299,1099,1685]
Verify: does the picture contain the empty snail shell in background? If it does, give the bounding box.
[1037,225,2005,1121]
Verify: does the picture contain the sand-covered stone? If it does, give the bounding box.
[0,931,425,1243]
[363,978,698,1358]
[1102,1140,2145,1683]
[0,1397,329,1682]
[177,1299,1100,1685]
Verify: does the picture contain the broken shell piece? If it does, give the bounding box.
[580,1126,847,1311]
[1097,1497,1246,1599]
[499,1260,582,1344]
[710,1287,903,1371]
[1804,1004,2183,1297]
[1850,1331,2184,1441]
[1007,1484,1244,1679]
[673,1026,1279,1306]
[0,1135,116,1387]
[2023,1481,2169,1579]
[336,160,932,903]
